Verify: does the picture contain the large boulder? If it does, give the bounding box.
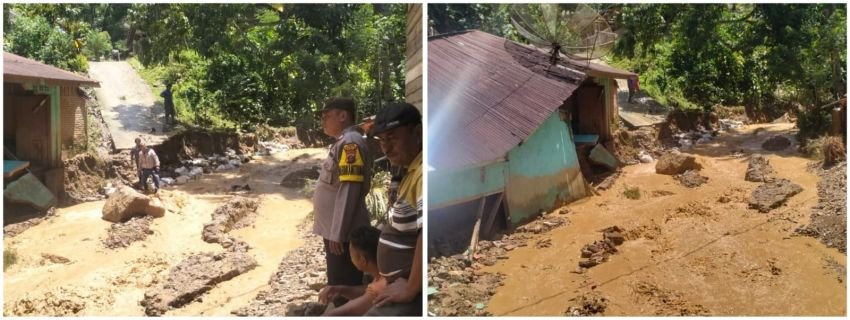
[762,135,791,151]
[102,186,151,222]
[745,155,776,182]
[145,198,167,218]
[655,153,702,175]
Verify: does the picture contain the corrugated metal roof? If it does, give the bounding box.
[428,30,586,170]
[4,52,100,87]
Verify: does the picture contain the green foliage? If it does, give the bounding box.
[82,30,112,61]
[366,170,391,225]
[796,107,833,145]
[125,3,408,129]
[3,11,85,72]
[431,3,846,123]
[428,3,520,41]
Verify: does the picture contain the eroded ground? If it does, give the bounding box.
[438,123,846,316]
[3,148,323,316]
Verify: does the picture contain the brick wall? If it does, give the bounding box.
[60,86,87,149]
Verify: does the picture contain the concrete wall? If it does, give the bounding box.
[405,4,423,110]
[428,160,506,209]
[505,112,588,225]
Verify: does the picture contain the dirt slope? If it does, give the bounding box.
[482,123,845,316]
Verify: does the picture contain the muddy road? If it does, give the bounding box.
[3,148,323,316]
[481,123,845,316]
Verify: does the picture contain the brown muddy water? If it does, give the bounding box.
[484,123,846,316]
[3,148,324,316]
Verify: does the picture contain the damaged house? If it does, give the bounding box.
[428,30,634,256]
[4,52,99,211]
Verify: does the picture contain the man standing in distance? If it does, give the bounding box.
[367,102,423,316]
[312,97,372,308]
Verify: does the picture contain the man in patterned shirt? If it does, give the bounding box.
[366,102,423,316]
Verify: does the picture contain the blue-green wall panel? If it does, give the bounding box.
[505,112,588,225]
[428,161,506,208]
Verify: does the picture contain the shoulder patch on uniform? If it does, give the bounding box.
[339,143,365,182]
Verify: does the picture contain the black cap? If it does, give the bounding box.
[321,97,356,117]
[371,102,421,135]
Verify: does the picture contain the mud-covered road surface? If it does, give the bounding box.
[480,123,845,316]
[3,148,324,316]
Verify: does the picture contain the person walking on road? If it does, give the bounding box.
[312,97,373,308]
[160,83,176,125]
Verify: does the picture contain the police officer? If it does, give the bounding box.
[312,97,372,308]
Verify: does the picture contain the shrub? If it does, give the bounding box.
[822,136,846,166]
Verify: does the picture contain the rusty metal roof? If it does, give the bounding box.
[4,52,100,87]
[428,30,587,170]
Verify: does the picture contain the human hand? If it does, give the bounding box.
[328,240,344,255]
[319,285,343,305]
[373,277,415,307]
[366,277,388,297]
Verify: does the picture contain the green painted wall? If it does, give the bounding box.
[428,161,506,208]
[505,111,588,225]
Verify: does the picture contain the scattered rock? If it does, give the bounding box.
[233,227,328,316]
[102,215,154,249]
[578,226,625,269]
[675,170,709,188]
[427,254,504,316]
[748,179,803,213]
[280,168,320,188]
[141,250,258,316]
[174,176,191,185]
[762,135,791,151]
[655,153,702,175]
[565,291,608,316]
[795,162,846,252]
[745,155,776,182]
[102,186,151,223]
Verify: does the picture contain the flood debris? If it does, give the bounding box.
[102,215,154,249]
[565,291,608,316]
[233,229,328,316]
[3,286,114,316]
[578,226,625,269]
[762,135,791,151]
[745,155,776,182]
[202,197,260,248]
[675,170,709,188]
[141,249,258,316]
[655,153,702,175]
[515,213,569,234]
[428,255,504,316]
[795,162,846,252]
[748,179,803,213]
